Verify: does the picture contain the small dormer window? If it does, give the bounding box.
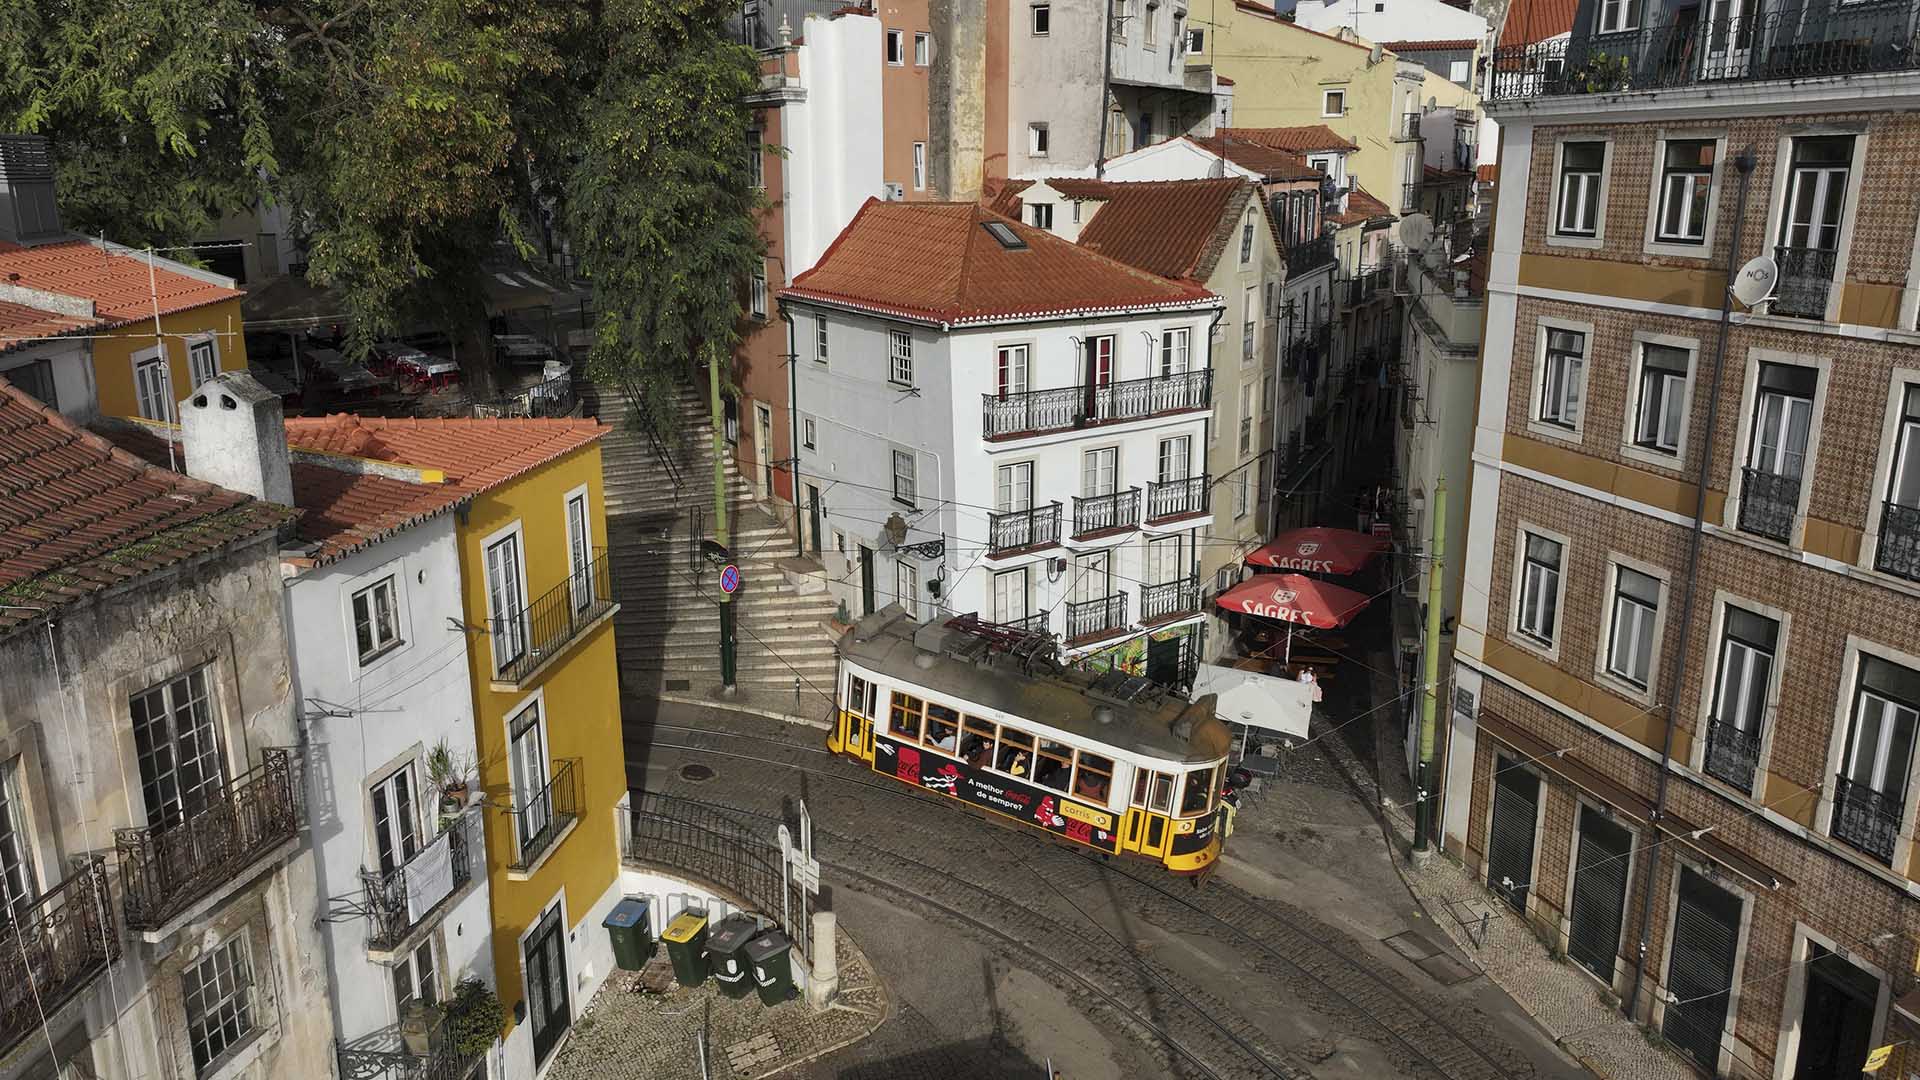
[984,221,1028,249]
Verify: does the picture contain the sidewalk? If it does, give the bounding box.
[1307,653,1698,1080]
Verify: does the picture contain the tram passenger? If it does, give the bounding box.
[961,735,992,767]
[926,715,958,752]
[1034,756,1067,791]
[1074,772,1109,802]
[1002,751,1029,776]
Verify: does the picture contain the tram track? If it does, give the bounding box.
[631,724,1536,1080]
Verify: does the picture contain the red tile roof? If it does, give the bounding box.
[0,299,99,355]
[280,414,609,498]
[0,240,242,329]
[984,179,1033,218]
[1497,0,1577,48]
[1221,126,1359,154]
[1477,163,1499,183]
[1076,179,1252,282]
[1329,186,1395,226]
[0,382,293,633]
[1189,136,1323,182]
[1045,178,1120,201]
[1379,38,1479,51]
[1215,75,1236,85]
[783,199,1219,327]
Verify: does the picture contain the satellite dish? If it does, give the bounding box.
[1399,212,1434,251]
[1732,255,1779,308]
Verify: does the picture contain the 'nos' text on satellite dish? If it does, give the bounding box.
[1732,255,1778,308]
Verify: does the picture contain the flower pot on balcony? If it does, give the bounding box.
[441,783,468,814]
[400,1003,443,1056]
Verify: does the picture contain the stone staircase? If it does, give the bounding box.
[580,378,840,721]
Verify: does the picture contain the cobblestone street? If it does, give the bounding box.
[619,690,1599,1079]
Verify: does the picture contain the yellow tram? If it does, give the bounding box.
[827,606,1231,875]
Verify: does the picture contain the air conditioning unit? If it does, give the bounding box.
[883,182,905,201]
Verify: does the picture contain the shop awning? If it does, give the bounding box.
[1246,527,1387,575]
[1214,573,1371,629]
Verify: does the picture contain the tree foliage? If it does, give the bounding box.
[0,0,762,420]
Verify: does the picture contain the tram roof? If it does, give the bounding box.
[839,607,1229,764]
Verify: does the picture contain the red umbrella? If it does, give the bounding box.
[1214,573,1372,629]
[1245,527,1387,575]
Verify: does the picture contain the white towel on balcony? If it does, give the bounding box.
[406,831,456,924]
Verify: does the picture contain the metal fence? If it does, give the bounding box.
[621,791,813,963]
[506,759,579,874]
[117,748,300,930]
[494,550,616,685]
[363,816,475,952]
[0,856,116,1057]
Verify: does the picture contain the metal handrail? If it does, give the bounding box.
[1702,718,1761,793]
[505,759,580,873]
[1771,245,1838,319]
[1071,488,1141,538]
[1737,467,1799,543]
[621,791,812,962]
[1285,236,1335,277]
[1400,182,1422,213]
[981,370,1212,440]
[988,503,1063,554]
[1141,575,1201,623]
[1487,3,1920,101]
[1876,501,1920,582]
[336,1009,482,1080]
[1833,774,1902,863]
[362,820,474,952]
[1065,594,1129,642]
[116,748,299,930]
[0,856,116,1057]
[1145,475,1209,522]
[494,549,616,684]
[1401,112,1422,140]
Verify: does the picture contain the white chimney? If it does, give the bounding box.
[179,371,294,506]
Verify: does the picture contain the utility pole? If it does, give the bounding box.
[1412,477,1445,862]
[708,347,736,692]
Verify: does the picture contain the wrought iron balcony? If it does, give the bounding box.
[0,857,116,1057]
[337,1010,483,1080]
[981,371,1212,440]
[505,759,579,874]
[1832,774,1902,864]
[1702,719,1762,794]
[988,502,1063,555]
[1071,488,1141,539]
[1487,2,1920,101]
[116,748,300,931]
[1141,575,1201,624]
[994,612,1053,637]
[1400,111,1422,140]
[1285,235,1335,277]
[1145,475,1209,523]
[1344,265,1389,307]
[1877,501,1920,582]
[362,821,474,953]
[1770,246,1838,319]
[494,549,616,686]
[1737,467,1800,543]
[1401,182,1422,213]
[1066,594,1129,643]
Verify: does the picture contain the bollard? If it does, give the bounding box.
[794,676,802,716]
[806,909,838,1010]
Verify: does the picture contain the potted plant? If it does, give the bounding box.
[426,740,471,814]
[399,1000,443,1056]
[828,598,853,636]
[446,977,504,1058]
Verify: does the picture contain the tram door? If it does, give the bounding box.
[1122,768,1175,859]
[837,674,877,762]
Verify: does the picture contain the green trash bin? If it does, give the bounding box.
[745,930,795,1006]
[603,897,653,971]
[661,908,710,987]
[705,914,761,1000]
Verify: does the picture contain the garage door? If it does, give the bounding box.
[1567,805,1632,983]
[1663,866,1742,1072]
[1486,756,1539,912]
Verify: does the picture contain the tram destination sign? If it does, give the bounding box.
[873,735,1119,854]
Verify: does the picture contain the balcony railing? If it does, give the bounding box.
[988,502,1063,554]
[495,549,616,686]
[1702,719,1762,794]
[995,613,1052,637]
[1400,111,1422,140]
[1141,575,1201,623]
[981,371,1212,440]
[1401,182,1422,212]
[1072,488,1141,539]
[1832,774,1902,864]
[1877,501,1920,582]
[337,1010,483,1080]
[116,748,300,930]
[0,857,116,1057]
[362,821,474,952]
[1737,467,1800,543]
[1285,235,1336,277]
[1145,475,1209,523]
[506,758,579,874]
[1344,265,1390,307]
[1486,3,1920,101]
[1771,245,1838,319]
[1066,594,1129,643]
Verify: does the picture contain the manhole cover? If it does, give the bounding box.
[678,763,715,783]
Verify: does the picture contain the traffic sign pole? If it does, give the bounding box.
[707,349,735,693]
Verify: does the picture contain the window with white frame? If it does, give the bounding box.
[1632,342,1690,455]
[1145,533,1182,584]
[749,268,768,318]
[0,758,36,927]
[1156,435,1190,481]
[891,449,916,506]
[1597,0,1640,32]
[992,567,1030,622]
[1704,605,1778,792]
[802,417,816,449]
[888,328,913,384]
[996,460,1034,512]
[1775,135,1854,318]
[896,560,919,616]
[747,128,764,191]
[1187,27,1203,52]
[1082,446,1117,497]
[507,701,551,857]
[1263,372,1275,416]
[815,317,829,363]
[1883,387,1920,570]
[392,938,438,1014]
[1538,327,1587,429]
[185,933,255,1074]
[1233,469,1250,519]
[1743,363,1816,533]
[1555,141,1605,238]
[1030,202,1053,229]
[1144,0,1157,44]
[351,575,401,663]
[1237,382,1253,456]
[1030,123,1050,157]
[1240,213,1255,263]
[130,666,227,828]
[886,29,904,64]
[1834,653,1920,862]
[996,344,1030,397]
[1516,532,1563,646]
[1656,139,1714,245]
[1071,551,1111,603]
[1241,287,1256,357]
[1322,89,1345,117]
[485,532,527,670]
[187,336,220,388]
[371,763,420,876]
[1032,2,1050,33]
[134,352,172,422]
[1159,327,1190,375]
[913,142,927,190]
[1605,565,1660,689]
[915,31,930,65]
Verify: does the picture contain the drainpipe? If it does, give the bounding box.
[1095,14,1116,178]
[784,304,802,557]
[1624,147,1756,1023]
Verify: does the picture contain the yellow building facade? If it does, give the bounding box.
[91,299,252,420]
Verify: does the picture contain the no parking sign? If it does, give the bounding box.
[719,563,741,594]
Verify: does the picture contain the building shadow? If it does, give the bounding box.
[830,1033,1054,1080]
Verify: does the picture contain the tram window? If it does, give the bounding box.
[1180,768,1213,816]
[1073,753,1113,803]
[1148,772,1174,813]
[847,675,877,717]
[924,704,959,752]
[960,717,996,767]
[997,728,1034,776]
[1034,739,1073,792]
[889,693,924,740]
